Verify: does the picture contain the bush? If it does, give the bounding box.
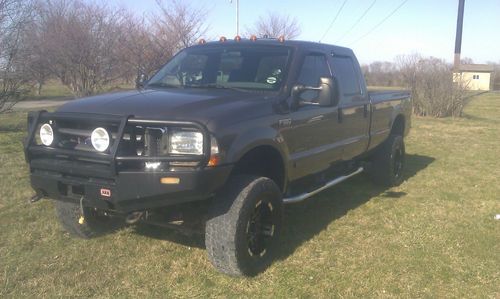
[397,54,470,118]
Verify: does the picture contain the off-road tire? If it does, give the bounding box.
[205,175,283,276]
[369,134,406,187]
[55,200,121,239]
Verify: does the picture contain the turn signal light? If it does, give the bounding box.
[208,155,220,167]
[160,177,180,185]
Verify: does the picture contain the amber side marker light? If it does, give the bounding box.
[160,177,180,185]
[208,155,220,167]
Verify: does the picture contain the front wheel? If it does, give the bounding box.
[205,176,283,276]
[369,134,406,187]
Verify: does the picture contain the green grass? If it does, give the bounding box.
[1,93,499,297]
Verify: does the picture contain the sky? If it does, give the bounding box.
[111,0,500,64]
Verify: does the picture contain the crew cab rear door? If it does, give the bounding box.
[328,54,370,160]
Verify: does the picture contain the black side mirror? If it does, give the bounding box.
[136,72,148,89]
[291,77,337,108]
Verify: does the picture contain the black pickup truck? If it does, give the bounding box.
[24,38,411,276]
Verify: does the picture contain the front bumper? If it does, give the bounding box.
[30,160,232,212]
[25,111,231,212]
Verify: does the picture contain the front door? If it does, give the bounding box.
[281,53,343,181]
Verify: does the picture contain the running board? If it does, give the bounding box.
[283,167,364,204]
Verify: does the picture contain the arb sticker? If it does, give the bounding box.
[100,188,111,197]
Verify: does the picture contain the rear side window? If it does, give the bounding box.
[330,56,361,95]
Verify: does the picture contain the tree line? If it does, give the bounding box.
[363,55,500,117]
[0,0,300,113]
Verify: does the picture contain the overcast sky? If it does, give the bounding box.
[111,0,500,64]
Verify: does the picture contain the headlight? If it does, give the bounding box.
[91,127,110,152]
[39,123,54,146]
[169,130,203,155]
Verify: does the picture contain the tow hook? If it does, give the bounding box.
[29,194,43,203]
[125,211,145,224]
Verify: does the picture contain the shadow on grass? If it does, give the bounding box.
[277,153,434,261]
[132,154,435,266]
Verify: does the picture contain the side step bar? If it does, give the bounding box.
[283,167,364,204]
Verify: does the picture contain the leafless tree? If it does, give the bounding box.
[397,54,470,117]
[113,0,209,81]
[362,60,403,87]
[151,0,208,52]
[248,12,301,39]
[487,61,500,90]
[34,0,127,96]
[0,0,32,113]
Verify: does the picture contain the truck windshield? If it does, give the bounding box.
[147,45,291,91]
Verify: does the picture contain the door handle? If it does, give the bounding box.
[338,107,343,123]
[363,104,368,118]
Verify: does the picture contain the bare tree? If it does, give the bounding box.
[248,12,301,39]
[0,0,32,113]
[151,0,208,51]
[397,54,470,117]
[34,0,127,96]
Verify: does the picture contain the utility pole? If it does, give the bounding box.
[454,0,465,69]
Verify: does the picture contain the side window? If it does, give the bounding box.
[330,56,361,101]
[297,54,330,101]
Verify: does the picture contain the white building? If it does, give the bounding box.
[454,64,494,91]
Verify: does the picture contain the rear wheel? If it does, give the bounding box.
[55,200,121,239]
[369,134,406,187]
[205,175,283,276]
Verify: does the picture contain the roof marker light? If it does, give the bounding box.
[234,35,241,42]
[219,36,227,42]
[198,38,206,44]
[250,35,257,41]
[278,35,285,43]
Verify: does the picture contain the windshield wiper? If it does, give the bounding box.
[188,83,249,93]
[146,82,180,89]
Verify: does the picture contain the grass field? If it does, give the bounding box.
[1,93,499,297]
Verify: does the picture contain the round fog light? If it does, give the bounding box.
[40,123,54,146]
[91,127,110,152]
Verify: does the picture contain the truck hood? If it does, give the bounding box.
[57,88,277,128]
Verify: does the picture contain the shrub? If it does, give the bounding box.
[397,54,470,118]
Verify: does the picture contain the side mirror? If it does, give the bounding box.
[136,72,148,89]
[291,77,337,108]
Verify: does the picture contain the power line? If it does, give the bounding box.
[319,0,349,42]
[350,0,410,45]
[336,0,377,43]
